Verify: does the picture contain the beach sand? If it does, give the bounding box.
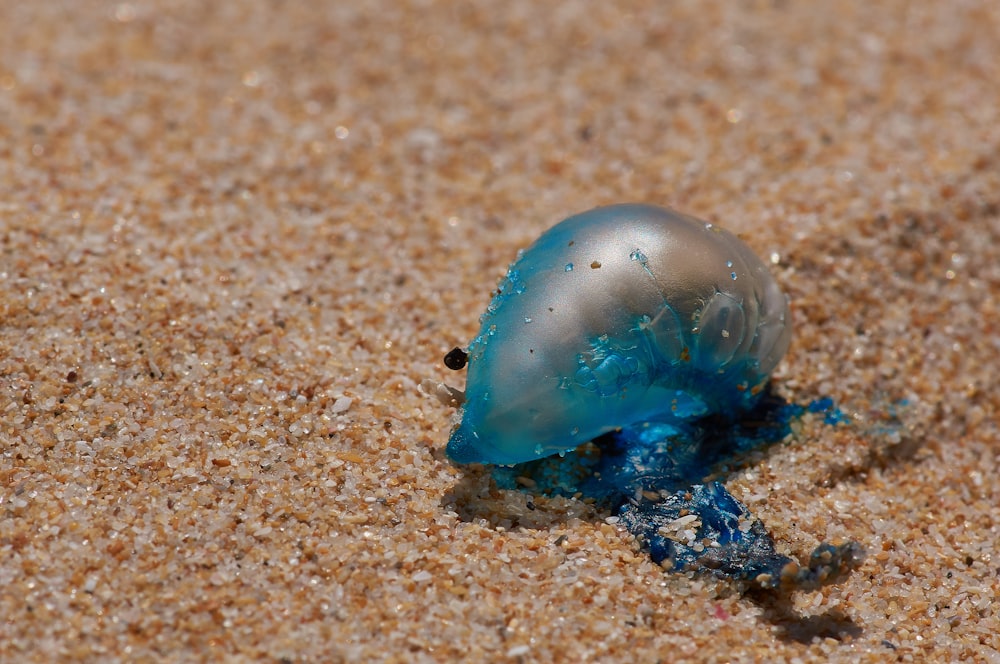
[2,1,998,661]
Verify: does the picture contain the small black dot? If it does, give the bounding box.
[443,347,468,370]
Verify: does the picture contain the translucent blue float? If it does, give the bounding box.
[447,204,792,465]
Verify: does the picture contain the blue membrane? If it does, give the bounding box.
[491,393,864,590]
[807,396,850,426]
[446,205,794,466]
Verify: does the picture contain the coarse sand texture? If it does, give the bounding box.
[1,1,999,662]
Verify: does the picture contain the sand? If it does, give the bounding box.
[1,0,999,661]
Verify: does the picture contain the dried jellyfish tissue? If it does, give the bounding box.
[445,203,792,466]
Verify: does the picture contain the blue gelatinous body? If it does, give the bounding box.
[447,204,792,465]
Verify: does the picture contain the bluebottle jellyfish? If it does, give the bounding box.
[442,204,861,590]
[447,203,792,466]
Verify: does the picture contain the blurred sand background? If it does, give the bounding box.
[1,0,999,661]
